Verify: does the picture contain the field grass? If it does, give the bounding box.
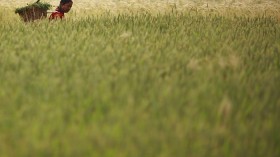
[0,2,280,157]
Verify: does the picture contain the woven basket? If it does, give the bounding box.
[18,7,47,22]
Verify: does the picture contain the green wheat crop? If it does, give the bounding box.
[0,1,279,157]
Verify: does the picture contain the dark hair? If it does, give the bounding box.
[60,0,72,5]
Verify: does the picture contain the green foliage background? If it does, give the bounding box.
[0,4,280,157]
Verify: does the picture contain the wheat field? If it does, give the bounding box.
[0,0,280,157]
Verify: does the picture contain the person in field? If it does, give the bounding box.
[49,0,73,20]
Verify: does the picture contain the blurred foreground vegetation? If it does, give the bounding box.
[0,6,279,157]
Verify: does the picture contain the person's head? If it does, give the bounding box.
[59,0,73,13]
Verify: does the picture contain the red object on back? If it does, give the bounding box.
[49,11,64,20]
